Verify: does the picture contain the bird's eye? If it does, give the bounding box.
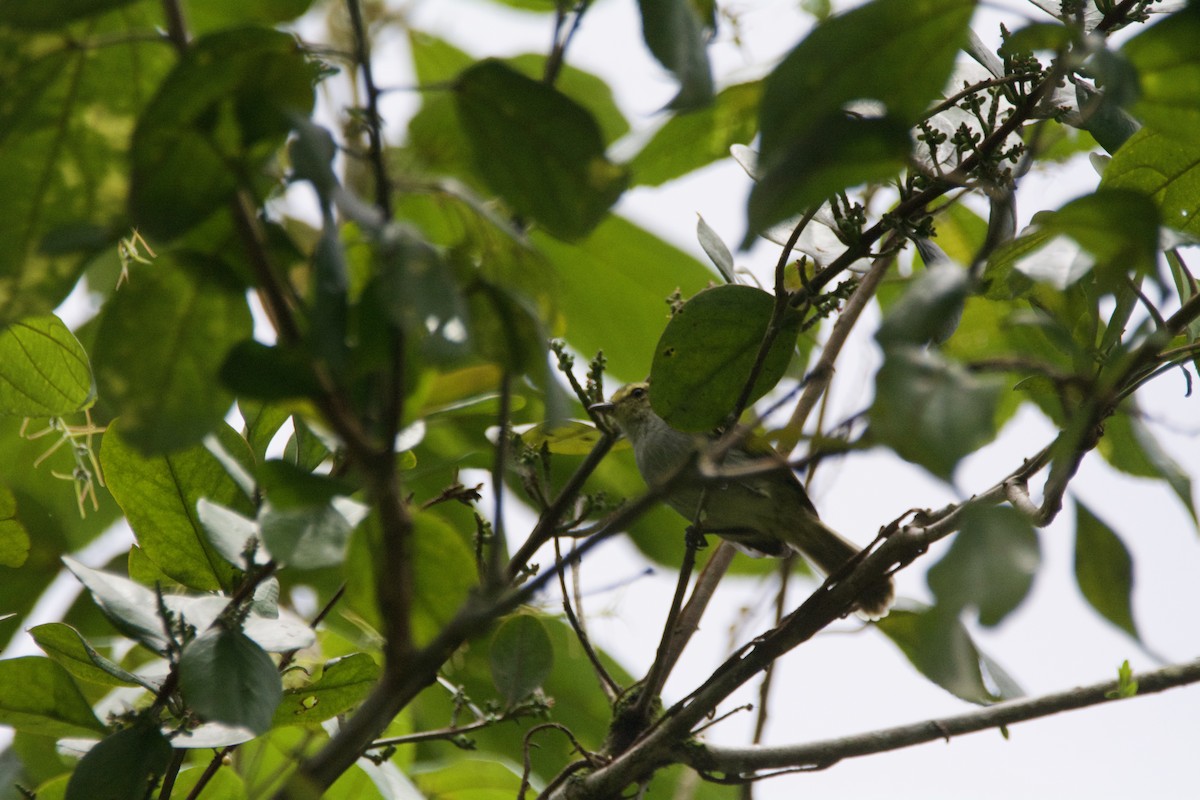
[630,386,646,399]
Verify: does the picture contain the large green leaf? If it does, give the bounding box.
[179,625,282,735]
[1099,408,1197,526]
[1101,127,1200,237]
[91,255,252,454]
[1074,500,1139,639]
[0,485,30,568]
[29,622,145,688]
[0,7,173,321]
[273,653,380,727]
[926,506,1040,627]
[636,0,714,110]
[64,723,172,800]
[454,60,628,240]
[630,82,762,187]
[870,346,1004,480]
[0,656,106,738]
[100,421,253,592]
[748,0,976,234]
[877,607,1022,704]
[0,0,136,27]
[128,27,317,240]
[649,285,803,431]
[490,614,553,707]
[533,216,715,382]
[0,315,94,417]
[1122,5,1200,139]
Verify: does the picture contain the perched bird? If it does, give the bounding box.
[591,382,893,618]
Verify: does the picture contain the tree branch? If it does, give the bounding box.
[680,658,1200,776]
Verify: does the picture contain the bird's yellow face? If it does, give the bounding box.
[605,382,657,437]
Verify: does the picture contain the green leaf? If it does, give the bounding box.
[186,0,317,32]
[0,656,106,737]
[1101,127,1200,237]
[519,421,610,456]
[876,263,969,348]
[532,215,715,382]
[92,255,253,454]
[179,625,282,734]
[0,0,138,28]
[490,614,554,706]
[1042,189,1160,292]
[273,653,381,727]
[631,81,762,187]
[636,0,714,110]
[1099,409,1197,525]
[129,28,317,240]
[259,498,364,570]
[344,510,476,646]
[414,760,525,799]
[1109,659,1139,699]
[464,279,546,372]
[0,316,94,416]
[101,421,253,591]
[29,623,146,688]
[999,22,1073,56]
[196,499,264,570]
[1122,5,1200,139]
[749,0,975,235]
[1074,500,1139,639]
[220,341,320,402]
[454,60,628,240]
[257,460,355,510]
[870,346,1004,479]
[926,506,1040,627]
[650,285,803,431]
[877,607,1020,704]
[63,556,177,651]
[64,723,172,800]
[0,5,173,322]
[0,485,30,568]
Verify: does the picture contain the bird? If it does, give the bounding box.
[591,382,893,618]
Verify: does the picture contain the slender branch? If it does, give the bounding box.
[345,0,392,217]
[555,537,620,698]
[680,659,1200,776]
[777,243,896,453]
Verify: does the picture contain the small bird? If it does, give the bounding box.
[591,382,893,618]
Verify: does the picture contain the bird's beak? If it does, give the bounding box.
[588,401,614,413]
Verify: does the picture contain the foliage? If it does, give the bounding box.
[0,0,1197,798]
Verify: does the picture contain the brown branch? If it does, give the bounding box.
[680,658,1200,776]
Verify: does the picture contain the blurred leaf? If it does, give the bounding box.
[220,341,320,401]
[877,607,1020,704]
[520,421,609,455]
[186,0,317,32]
[0,656,106,737]
[1074,80,1140,155]
[101,421,253,592]
[749,0,975,235]
[999,22,1072,55]
[533,215,714,382]
[1044,189,1160,292]
[129,28,317,240]
[0,316,94,417]
[1099,409,1197,525]
[92,255,252,454]
[344,510,476,646]
[414,760,525,798]
[258,460,355,509]
[0,485,30,568]
[490,614,554,707]
[1101,128,1200,237]
[696,215,735,282]
[273,653,380,727]
[454,60,628,240]
[64,723,172,800]
[259,498,364,570]
[196,499,264,570]
[507,54,630,145]
[636,0,714,110]
[650,285,802,431]
[1074,500,1139,639]
[631,82,761,187]
[926,506,1040,626]
[870,347,1003,479]
[876,263,969,348]
[179,625,282,734]
[0,0,137,27]
[29,623,145,688]
[0,5,172,322]
[464,279,546,372]
[1122,5,1200,139]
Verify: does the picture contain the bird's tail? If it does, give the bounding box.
[787,517,894,619]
